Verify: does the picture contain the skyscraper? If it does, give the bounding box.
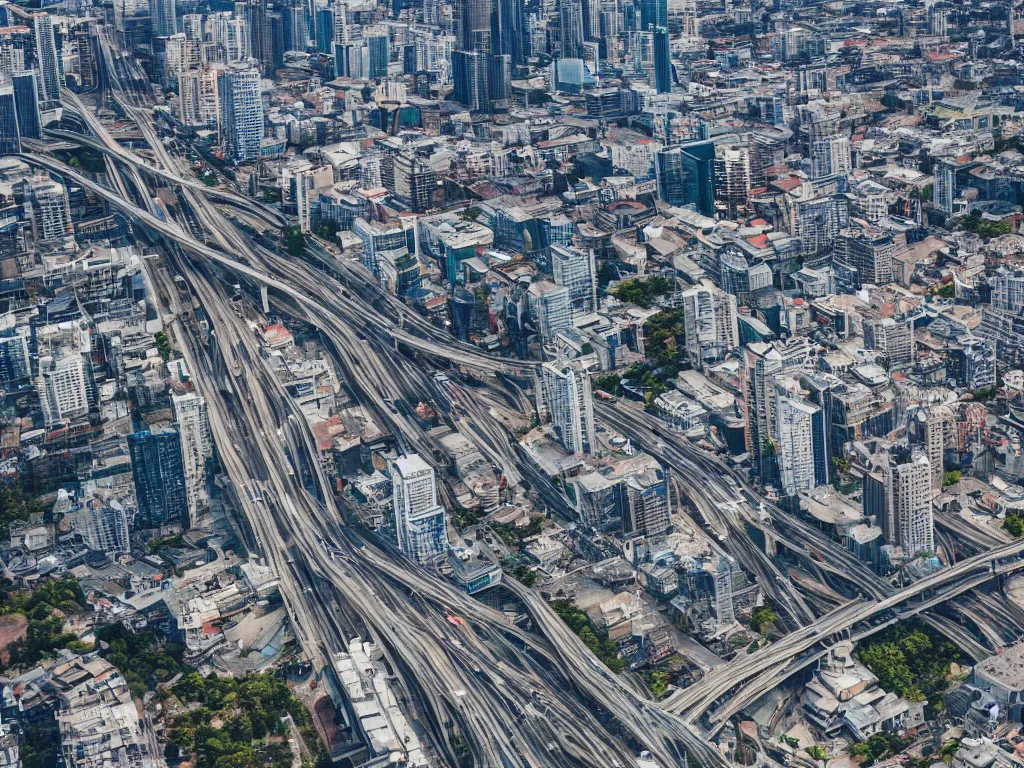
[883,447,934,558]
[550,244,596,318]
[682,283,739,368]
[538,358,596,455]
[217,67,264,162]
[0,85,19,155]
[32,13,62,105]
[314,7,333,53]
[560,0,585,58]
[152,0,178,37]
[496,0,525,65]
[656,140,716,216]
[77,501,130,555]
[172,392,213,523]
[808,111,851,182]
[39,352,88,426]
[390,454,448,565]
[639,0,667,30]
[367,32,389,79]
[129,426,189,529]
[457,0,495,109]
[11,72,39,141]
[653,25,671,94]
[248,0,273,74]
[618,467,670,537]
[773,380,827,496]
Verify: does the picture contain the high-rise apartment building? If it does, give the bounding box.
[682,283,739,368]
[32,13,62,105]
[773,380,827,496]
[129,426,189,529]
[217,66,263,162]
[538,358,596,455]
[835,229,895,288]
[392,152,435,213]
[528,281,572,345]
[248,0,273,73]
[390,454,448,564]
[807,111,850,182]
[172,392,213,523]
[883,447,934,558]
[77,501,130,555]
[864,317,914,368]
[618,467,670,537]
[0,331,30,390]
[40,352,89,426]
[25,173,72,242]
[179,66,220,128]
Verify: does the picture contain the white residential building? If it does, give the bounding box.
[172,392,213,521]
[391,454,448,565]
[40,352,89,426]
[538,358,596,455]
[884,448,934,558]
[682,283,739,368]
[550,244,597,318]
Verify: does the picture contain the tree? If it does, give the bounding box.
[1004,514,1024,537]
[282,227,305,258]
[942,471,961,487]
[750,606,777,633]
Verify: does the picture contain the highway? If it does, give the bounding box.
[51,31,743,767]
[595,400,1024,730]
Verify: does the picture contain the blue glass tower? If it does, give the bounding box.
[129,426,188,529]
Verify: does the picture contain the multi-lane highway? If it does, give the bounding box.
[42,28,748,767]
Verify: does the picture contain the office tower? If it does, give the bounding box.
[26,174,72,241]
[835,229,895,287]
[774,380,827,496]
[496,0,525,64]
[655,140,716,217]
[560,0,585,58]
[208,13,250,63]
[653,26,670,93]
[682,284,739,368]
[284,5,308,51]
[581,0,600,41]
[808,112,850,182]
[550,244,596,318]
[172,392,213,523]
[618,467,670,538]
[392,152,435,212]
[129,426,189,529]
[0,86,18,155]
[423,0,441,25]
[538,358,596,455]
[0,331,30,390]
[315,7,333,53]
[390,454,448,565]
[269,12,285,71]
[639,0,667,29]
[883,447,934,558]
[248,0,272,73]
[367,32,389,79]
[489,54,511,107]
[78,501,130,555]
[451,50,485,109]
[528,281,572,344]
[934,159,957,215]
[456,0,495,108]
[217,67,263,162]
[152,0,178,36]
[991,268,1024,313]
[32,13,62,104]
[39,352,88,426]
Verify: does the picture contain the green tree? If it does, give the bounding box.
[1004,514,1024,537]
[942,471,961,487]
